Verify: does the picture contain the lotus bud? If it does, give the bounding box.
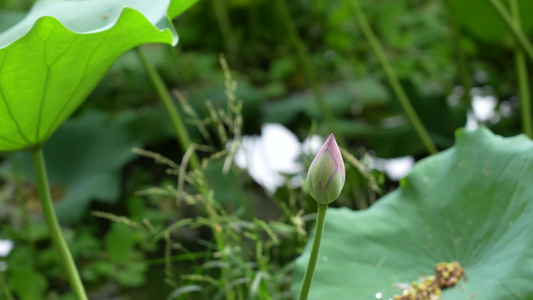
[306,134,345,204]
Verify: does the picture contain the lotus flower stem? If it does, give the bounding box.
[299,203,328,300]
[346,0,437,155]
[509,0,533,138]
[31,147,87,300]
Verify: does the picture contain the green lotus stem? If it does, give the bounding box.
[299,203,328,300]
[346,0,437,155]
[487,0,533,64]
[275,0,346,147]
[135,47,201,171]
[509,0,533,138]
[31,147,87,300]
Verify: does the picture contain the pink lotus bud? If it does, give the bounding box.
[306,134,345,204]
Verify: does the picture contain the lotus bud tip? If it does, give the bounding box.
[306,134,345,204]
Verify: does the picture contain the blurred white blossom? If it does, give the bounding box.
[466,94,499,129]
[0,239,14,257]
[235,123,323,194]
[368,156,415,181]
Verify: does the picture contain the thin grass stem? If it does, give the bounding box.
[135,47,202,171]
[0,273,13,300]
[298,203,328,300]
[445,1,473,112]
[31,147,87,300]
[509,0,533,138]
[211,0,239,65]
[135,47,234,299]
[487,0,533,64]
[275,0,346,147]
[346,0,437,155]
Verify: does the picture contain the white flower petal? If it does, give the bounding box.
[0,239,14,257]
[234,123,311,194]
[369,155,414,181]
[262,123,303,174]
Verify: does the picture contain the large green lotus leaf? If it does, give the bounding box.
[0,0,177,152]
[168,0,201,19]
[293,127,533,299]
